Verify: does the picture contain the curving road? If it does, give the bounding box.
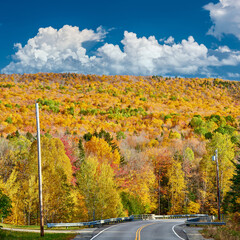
[91,219,187,240]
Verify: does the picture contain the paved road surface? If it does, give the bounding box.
[90,219,186,240]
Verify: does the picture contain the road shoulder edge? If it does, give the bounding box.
[183,225,214,240]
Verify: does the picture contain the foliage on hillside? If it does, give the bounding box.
[0,73,240,137]
[0,73,239,225]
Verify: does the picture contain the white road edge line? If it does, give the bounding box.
[172,224,185,240]
[90,225,116,240]
[90,222,129,240]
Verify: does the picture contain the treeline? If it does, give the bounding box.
[0,74,239,225]
[1,74,240,138]
[0,125,239,225]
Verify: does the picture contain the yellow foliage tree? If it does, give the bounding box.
[167,160,186,214]
[27,136,74,223]
[85,136,120,167]
[200,132,236,214]
[77,156,123,220]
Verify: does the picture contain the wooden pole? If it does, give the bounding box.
[158,168,161,215]
[35,103,44,236]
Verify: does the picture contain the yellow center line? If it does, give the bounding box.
[135,222,158,240]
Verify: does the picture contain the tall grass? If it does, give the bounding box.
[201,213,240,240]
[0,230,76,240]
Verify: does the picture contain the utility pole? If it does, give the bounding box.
[158,168,161,215]
[212,149,221,221]
[35,103,44,237]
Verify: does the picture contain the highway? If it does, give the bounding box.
[91,219,187,240]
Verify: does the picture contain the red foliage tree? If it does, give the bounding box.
[61,136,77,185]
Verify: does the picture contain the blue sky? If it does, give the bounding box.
[1,0,240,79]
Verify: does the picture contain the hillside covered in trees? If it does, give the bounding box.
[0,73,239,225]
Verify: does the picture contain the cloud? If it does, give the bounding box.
[164,36,174,44]
[216,46,231,53]
[2,25,240,77]
[228,72,240,78]
[2,25,107,73]
[105,33,218,75]
[204,0,240,40]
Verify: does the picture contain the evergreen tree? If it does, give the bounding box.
[0,189,12,220]
[224,160,240,213]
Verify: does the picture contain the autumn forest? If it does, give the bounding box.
[0,73,239,225]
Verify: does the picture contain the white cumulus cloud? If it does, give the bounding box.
[2,25,240,77]
[216,46,231,53]
[2,25,106,73]
[204,0,240,40]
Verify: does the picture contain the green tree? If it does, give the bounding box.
[0,189,12,220]
[120,192,144,215]
[223,160,240,213]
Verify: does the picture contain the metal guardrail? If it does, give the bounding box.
[47,216,134,228]
[132,214,155,220]
[47,214,212,228]
[185,221,226,226]
[185,215,226,226]
[154,214,208,219]
[132,214,209,220]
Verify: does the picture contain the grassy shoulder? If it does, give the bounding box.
[201,213,240,240]
[0,229,77,240]
[0,223,86,230]
[1,223,46,229]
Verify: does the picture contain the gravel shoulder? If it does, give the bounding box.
[183,226,214,240]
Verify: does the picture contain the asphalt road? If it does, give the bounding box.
[90,219,187,240]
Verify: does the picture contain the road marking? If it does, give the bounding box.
[90,224,121,240]
[172,224,185,240]
[135,222,157,240]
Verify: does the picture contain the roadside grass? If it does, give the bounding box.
[201,226,240,240]
[201,213,240,240]
[0,230,77,240]
[0,223,87,230]
[1,223,46,229]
